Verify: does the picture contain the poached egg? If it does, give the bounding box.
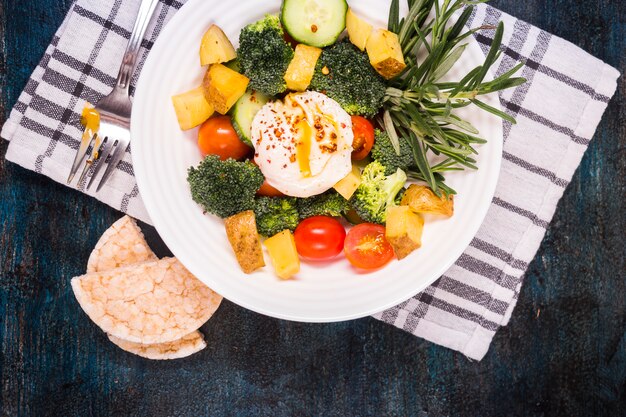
[251,91,353,198]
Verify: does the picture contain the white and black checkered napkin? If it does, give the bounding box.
[1,0,619,360]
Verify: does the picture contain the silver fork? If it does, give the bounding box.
[67,0,160,192]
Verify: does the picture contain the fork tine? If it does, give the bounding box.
[86,138,114,191]
[77,133,103,185]
[95,140,128,192]
[67,131,97,184]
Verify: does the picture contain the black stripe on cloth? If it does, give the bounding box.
[474,33,611,103]
[52,49,117,88]
[492,197,549,228]
[121,184,140,212]
[475,7,502,55]
[470,237,529,270]
[436,275,509,315]
[15,101,27,114]
[500,99,590,145]
[42,68,103,103]
[495,19,531,78]
[20,116,80,151]
[117,160,134,176]
[395,286,438,331]
[169,0,184,10]
[502,29,551,140]
[403,296,501,332]
[455,254,520,290]
[502,151,568,188]
[73,5,155,51]
[465,3,478,28]
[29,93,81,126]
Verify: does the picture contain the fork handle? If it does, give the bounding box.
[116,0,160,91]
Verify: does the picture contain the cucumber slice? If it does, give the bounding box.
[281,0,348,48]
[231,90,270,147]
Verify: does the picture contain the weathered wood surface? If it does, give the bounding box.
[0,0,624,416]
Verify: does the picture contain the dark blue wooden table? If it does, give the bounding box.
[1,1,624,416]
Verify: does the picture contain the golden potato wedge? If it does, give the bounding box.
[385,205,424,259]
[264,230,300,280]
[199,24,237,66]
[366,28,406,79]
[224,210,265,273]
[346,8,372,51]
[401,184,454,217]
[171,87,215,130]
[202,64,249,114]
[333,165,361,200]
[284,44,322,91]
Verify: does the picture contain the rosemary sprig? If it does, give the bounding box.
[384,0,526,195]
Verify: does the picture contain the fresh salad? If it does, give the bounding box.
[171,0,524,279]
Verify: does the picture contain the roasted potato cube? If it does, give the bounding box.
[333,165,361,200]
[224,210,265,273]
[171,86,215,130]
[199,24,237,66]
[401,184,454,217]
[202,64,249,114]
[264,230,300,280]
[284,44,322,91]
[385,205,424,259]
[346,8,372,51]
[366,28,406,79]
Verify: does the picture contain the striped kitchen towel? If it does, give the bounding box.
[1,0,619,360]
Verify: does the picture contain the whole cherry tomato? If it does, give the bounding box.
[198,115,250,160]
[350,116,375,160]
[344,223,394,269]
[294,216,346,260]
[257,180,285,197]
[250,160,285,196]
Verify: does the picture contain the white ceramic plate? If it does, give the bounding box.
[132,0,502,322]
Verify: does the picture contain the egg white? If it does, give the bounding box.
[251,91,353,198]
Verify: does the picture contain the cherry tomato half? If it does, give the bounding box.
[294,216,346,261]
[350,116,375,160]
[344,223,394,269]
[198,115,250,161]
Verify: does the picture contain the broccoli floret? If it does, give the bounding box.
[309,40,386,117]
[187,155,264,218]
[370,129,415,175]
[297,190,349,220]
[238,15,294,96]
[349,160,407,224]
[254,196,299,237]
